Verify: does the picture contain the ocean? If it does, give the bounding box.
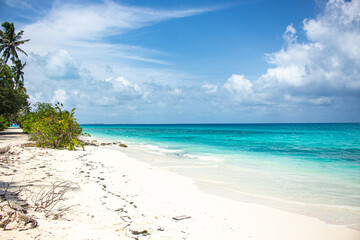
[81,123,360,227]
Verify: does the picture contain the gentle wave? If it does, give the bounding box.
[141,144,183,155]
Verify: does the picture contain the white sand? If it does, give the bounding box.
[1,128,359,239]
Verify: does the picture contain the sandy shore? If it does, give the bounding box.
[1,128,359,240]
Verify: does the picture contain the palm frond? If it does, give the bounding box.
[14,30,25,41]
[3,53,10,64]
[11,47,19,59]
[0,22,29,65]
[15,39,30,44]
[1,38,10,44]
[15,46,28,57]
[0,31,5,39]
[1,48,10,59]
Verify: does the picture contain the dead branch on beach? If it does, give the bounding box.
[0,180,79,231]
[31,180,79,219]
[0,182,38,231]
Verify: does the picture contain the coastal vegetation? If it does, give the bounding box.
[0,21,30,129]
[0,61,29,128]
[0,21,83,150]
[19,103,84,150]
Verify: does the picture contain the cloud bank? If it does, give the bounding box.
[225,0,360,109]
[17,0,360,123]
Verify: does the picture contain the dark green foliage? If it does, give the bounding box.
[19,103,83,150]
[0,115,9,130]
[0,61,29,123]
[0,21,29,125]
[19,112,36,133]
[19,103,84,150]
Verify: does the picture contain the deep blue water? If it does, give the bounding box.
[81,123,360,224]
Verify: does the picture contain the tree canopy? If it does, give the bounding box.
[0,61,29,124]
[0,22,29,129]
[0,21,30,68]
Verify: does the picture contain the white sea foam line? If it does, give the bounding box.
[183,154,224,163]
[142,144,181,153]
[133,144,226,164]
[132,144,183,157]
[164,165,219,169]
[229,189,360,211]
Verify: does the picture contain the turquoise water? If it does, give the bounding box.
[81,123,360,226]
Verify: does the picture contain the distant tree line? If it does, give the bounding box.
[0,21,84,150]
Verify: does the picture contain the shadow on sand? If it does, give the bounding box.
[0,128,26,142]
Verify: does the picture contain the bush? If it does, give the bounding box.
[19,113,35,133]
[0,116,9,130]
[19,103,84,150]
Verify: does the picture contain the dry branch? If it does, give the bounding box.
[31,181,79,219]
[0,182,38,231]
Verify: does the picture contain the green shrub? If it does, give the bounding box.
[19,113,35,133]
[19,103,84,150]
[0,116,9,130]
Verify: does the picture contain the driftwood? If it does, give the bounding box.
[0,206,38,231]
[172,215,191,221]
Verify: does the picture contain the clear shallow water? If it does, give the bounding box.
[81,123,360,226]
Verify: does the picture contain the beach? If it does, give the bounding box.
[1,128,360,240]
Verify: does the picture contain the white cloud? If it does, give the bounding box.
[15,0,360,122]
[260,65,307,87]
[227,0,360,108]
[283,24,297,44]
[202,83,218,95]
[17,0,218,119]
[5,0,32,9]
[223,74,253,102]
[15,1,217,115]
[45,49,80,80]
[22,1,212,57]
[106,77,138,91]
[51,89,67,104]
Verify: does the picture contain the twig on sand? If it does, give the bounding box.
[31,181,79,220]
[172,215,191,221]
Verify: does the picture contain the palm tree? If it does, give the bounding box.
[0,22,30,71]
[11,58,26,90]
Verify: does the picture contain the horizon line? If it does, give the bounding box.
[79,122,360,125]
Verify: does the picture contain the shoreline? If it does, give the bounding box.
[1,128,359,239]
[82,132,360,229]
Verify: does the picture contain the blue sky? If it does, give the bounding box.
[1,0,359,123]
